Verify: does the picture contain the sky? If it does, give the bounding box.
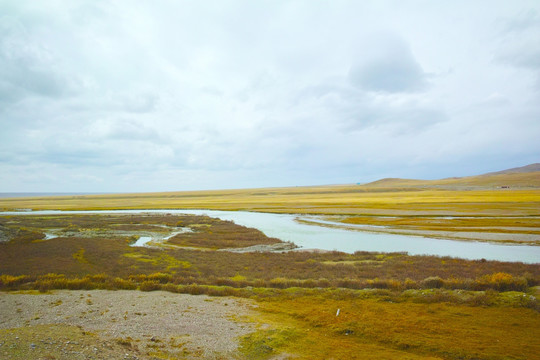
[1,0,539,193]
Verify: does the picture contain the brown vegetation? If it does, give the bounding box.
[167,217,281,249]
[1,215,538,297]
[1,213,540,359]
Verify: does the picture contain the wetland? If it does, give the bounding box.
[2,209,538,263]
[1,177,539,359]
[1,212,539,359]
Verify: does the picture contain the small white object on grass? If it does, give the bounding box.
[336,308,340,316]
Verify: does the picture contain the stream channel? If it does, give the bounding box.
[1,209,538,263]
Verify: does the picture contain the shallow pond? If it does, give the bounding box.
[1,209,538,263]
[131,236,152,247]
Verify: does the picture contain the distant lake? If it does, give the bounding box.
[1,209,538,264]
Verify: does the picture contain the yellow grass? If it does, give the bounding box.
[1,172,539,359]
[1,173,539,251]
[242,293,540,359]
[1,186,540,215]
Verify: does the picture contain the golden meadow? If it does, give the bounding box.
[1,172,539,359]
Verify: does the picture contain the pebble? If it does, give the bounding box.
[1,289,254,357]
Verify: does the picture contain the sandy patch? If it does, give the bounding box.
[298,219,540,245]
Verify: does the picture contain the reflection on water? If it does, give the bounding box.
[2,209,538,263]
[129,229,191,247]
[131,236,152,247]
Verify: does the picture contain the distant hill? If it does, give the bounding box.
[362,163,540,189]
[482,163,540,176]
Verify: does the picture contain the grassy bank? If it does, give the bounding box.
[1,214,538,293]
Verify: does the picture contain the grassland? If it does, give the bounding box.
[1,171,539,215]
[1,170,539,358]
[2,186,540,216]
[2,171,538,246]
[243,292,540,359]
[1,213,540,359]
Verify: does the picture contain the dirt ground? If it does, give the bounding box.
[0,290,257,359]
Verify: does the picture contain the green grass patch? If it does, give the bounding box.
[239,328,300,359]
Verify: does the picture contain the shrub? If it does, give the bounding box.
[475,273,528,292]
[269,278,294,289]
[0,274,29,289]
[184,284,205,295]
[147,272,172,283]
[161,283,181,293]
[65,278,94,290]
[88,273,107,282]
[110,277,137,290]
[466,290,497,306]
[140,281,162,292]
[403,278,418,289]
[421,276,444,289]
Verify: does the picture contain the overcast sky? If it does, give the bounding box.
[1,1,539,193]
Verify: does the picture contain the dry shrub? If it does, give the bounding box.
[474,272,528,292]
[205,286,236,297]
[0,274,29,289]
[65,277,94,290]
[183,284,205,295]
[161,283,181,293]
[109,277,137,290]
[466,290,497,306]
[335,278,365,289]
[403,278,418,289]
[421,276,444,289]
[139,281,162,292]
[147,272,172,283]
[268,278,295,289]
[367,278,402,290]
[442,277,473,290]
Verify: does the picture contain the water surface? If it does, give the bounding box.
[1,209,538,263]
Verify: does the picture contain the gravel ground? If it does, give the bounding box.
[0,290,257,359]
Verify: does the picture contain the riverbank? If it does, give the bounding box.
[1,210,539,263]
[2,181,538,257]
[297,217,540,246]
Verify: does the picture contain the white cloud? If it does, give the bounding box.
[0,0,539,192]
[349,33,427,93]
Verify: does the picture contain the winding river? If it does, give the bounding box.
[1,209,538,263]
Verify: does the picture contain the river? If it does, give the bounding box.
[1,209,538,263]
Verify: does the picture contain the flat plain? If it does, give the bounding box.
[1,169,539,359]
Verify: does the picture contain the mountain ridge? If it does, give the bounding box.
[481,163,540,176]
[363,163,540,188]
